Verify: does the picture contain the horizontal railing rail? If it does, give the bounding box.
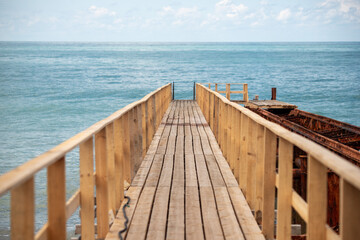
[196,83,360,240]
[203,82,249,102]
[0,83,172,240]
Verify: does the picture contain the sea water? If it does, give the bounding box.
[0,42,359,238]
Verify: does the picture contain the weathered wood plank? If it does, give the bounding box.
[11,177,35,240]
[276,138,293,240]
[47,157,66,239]
[79,137,95,240]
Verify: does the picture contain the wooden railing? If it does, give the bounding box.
[204,83,249,102]
[196,83,360,240]
[0,83,172,240]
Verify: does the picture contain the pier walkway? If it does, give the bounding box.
[106,100,264,240]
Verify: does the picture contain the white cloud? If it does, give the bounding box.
[320,0,360,22]
[176,7,198,17]
[89,6,116,18]
[215,0,248,18]
[277,8,291,22]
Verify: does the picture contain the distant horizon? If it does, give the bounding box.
[1,40,360,43]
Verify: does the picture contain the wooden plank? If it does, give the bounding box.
[193,136,203,155]
[145,154,164,187]
[158,154,174,187]
[106,123,116,213]
[214,154,239,187]
[234,110,241,182]
[200,187,224,240]
[204,154,225,187]
[66,189,80,220]
[176,135,184,156]
[142,101,147,158]
[167,154,185,240]
[113,118,124,209]
[255,124,265,223]
[195,154,211,187]
[228,187,265,240]
[246,120,257,209]
[147,187,171,240]
[79,137,95,240]
[106,187,141,239]
[126,187,157,240]
[146,96,155,150]
[261,129,276,240]
[47,157,66,240]
[307,156,327,240]
[119,113,131,183]
[11,177,35,240]
[186,186,204,240]
[185,154,198,187]
[135,105,144,173]
[239,114,248,193]
[276,138,293,240]
[340,178,360,240]
[213,187,245,240]
[95,128,109,239]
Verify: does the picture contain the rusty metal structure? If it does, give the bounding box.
[249,106,360,234]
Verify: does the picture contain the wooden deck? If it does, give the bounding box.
[106,100,264,240]
[245,100,297,109]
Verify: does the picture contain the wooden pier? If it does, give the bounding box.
[106,100,263,239]
[0,82,360,240]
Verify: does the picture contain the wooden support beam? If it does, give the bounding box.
[79,137,95,240]
[47,157,66,240]
[276,138,293,240]
[11,177,35,240]
[340,178,360,240]
[261,129,276,240]
[226,83,230,100]
[307,155,327,240]
[106,123,116,214]
[113,118,124,209]
[255,124,265,224]
[239,114,248,194]
[95,128,109,239]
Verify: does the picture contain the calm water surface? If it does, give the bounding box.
[0,42,359,238]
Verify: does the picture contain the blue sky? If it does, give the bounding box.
[0,0,359,41]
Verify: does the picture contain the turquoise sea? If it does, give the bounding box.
[0,42,359,238]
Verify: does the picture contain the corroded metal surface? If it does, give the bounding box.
[249,107,360,232]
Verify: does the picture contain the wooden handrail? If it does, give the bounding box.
[0,83,172,239]
[205,82,249,102]
[196,83,360,240]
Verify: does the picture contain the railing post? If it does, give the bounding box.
[215,83,218,92]
[340,178,360,240]
[226,83,230,100]
[261,129,276,240]
[255,124,265,224]
[79,137,95,240]
[11,177,35,240]
[307,156,327,240]
[147,96,155,150]
[234,110,241,182]
[113,118,124,209]
[209,91,214,131]
[246,120,257,209]
[106,123,116,214]
[120,112,131,183]
[95,128,109,239]
[239,114,248,193]
[243,84,249,102]
[277,138,293,240]
[47,157,66,239]
[142,102,147,158]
